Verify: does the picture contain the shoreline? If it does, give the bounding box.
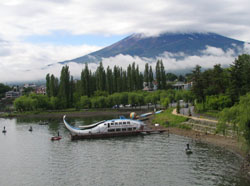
[146,113,250,179]
[0,109,146,119]
[147,118,245,157]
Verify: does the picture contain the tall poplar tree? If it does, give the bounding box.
[96,62,106,91]
[127,64,132,91]
[156,60,161,89]
[58,65,70,108]
[144,63,149,86]
[149,66,154,89]
[160,60,166,89]
[46,74,51,97]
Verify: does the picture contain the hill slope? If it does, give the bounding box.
[60,32,245,64]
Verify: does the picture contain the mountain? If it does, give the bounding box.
[59,32,245,64]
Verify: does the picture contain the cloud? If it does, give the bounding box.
[0,0,250,41]
[2,44,249,83]
[100,45,242,73]
[1,0,250,82]
[0,40,102,82]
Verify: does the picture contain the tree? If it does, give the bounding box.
[188,108,192,116]
[149,66,154,89]
[144,63,149,86]
[145,94,152,109]
[79,96,91,109]
[218,93,250,145]
[96,62,106,91]
[46,74,51,97]
[106,66,113,94]
[0,83,11,98]
[128,92,138,108]
[137,94,144,108]
[166,73,178,81]
[131,62,136,91]
[81,64,91,97]
[122,71,128,92]
[229,54,250,103]
[58,65,70,108]
[127,64,132,91]
[177,100,180,114]
[156,60,161,89]
[162,97,170,109]
[191,65,205,103]
[49,74,58,97]
[14,95,38,111]
[160,60,166,89]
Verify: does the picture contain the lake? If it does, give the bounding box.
[0,116,249,186]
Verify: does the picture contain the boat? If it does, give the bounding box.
[185,144,193,154]
[186,149,193,154]
[63,115,146,140]
[2,126,6,133]
[155,110,164,114]
[39,121,48,125]
[139,112,153,118]
[51,136,62,141]
[29,126,33,132]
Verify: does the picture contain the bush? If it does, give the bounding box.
[79,96,91,109]
[161,97,170,109]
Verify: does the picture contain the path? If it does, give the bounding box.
[172,108,218,123]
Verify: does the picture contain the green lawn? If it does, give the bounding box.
[153,108,189,128]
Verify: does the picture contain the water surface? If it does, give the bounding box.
[0,117,249,186]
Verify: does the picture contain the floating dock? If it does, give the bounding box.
[70,129,167,140]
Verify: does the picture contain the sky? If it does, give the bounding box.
[1,0,250,83]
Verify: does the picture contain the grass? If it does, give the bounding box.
[178,123,192,130]
[198,110,220,118]
[153,108,189,128]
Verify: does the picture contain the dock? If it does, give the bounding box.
[70,129,167,140]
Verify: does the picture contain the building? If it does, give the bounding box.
[23,83,37,89]
[35,85,46,95]
[143,81,157,91]
[172,82,192,90]
[5,91,20,98]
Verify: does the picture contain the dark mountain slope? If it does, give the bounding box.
[60,32,245,64]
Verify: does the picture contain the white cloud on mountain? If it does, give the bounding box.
[2,45,249,83]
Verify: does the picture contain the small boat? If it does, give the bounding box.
[155,110,164,114]
[29,126,33,132]
[186,149,193,154]
[2,126,6,133]
[51,136,62,141]
[185,144,193,154]
[63,115,145,140]
[140,112,153,117]
[39,121,48,125]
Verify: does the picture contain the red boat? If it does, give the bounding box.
[51,136,62,141]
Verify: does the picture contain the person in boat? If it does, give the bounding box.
[57,131,60,137]
[186,143,192,154]
[29,126,33,132]
[2,126,6,133]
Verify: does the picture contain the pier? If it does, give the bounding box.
[70,129,167,140]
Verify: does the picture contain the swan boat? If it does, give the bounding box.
[63,115,146,140]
